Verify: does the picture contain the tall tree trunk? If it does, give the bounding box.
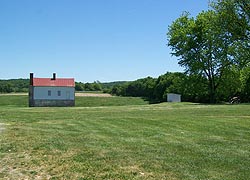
[208,76,217,103]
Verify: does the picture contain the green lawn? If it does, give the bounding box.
[0,94,148,107]
[0,95,250,179]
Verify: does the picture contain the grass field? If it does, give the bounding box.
[0,95,250,179]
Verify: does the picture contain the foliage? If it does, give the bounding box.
[0,79,29,93]
[110,72,211,103]
[239,66,250,102]
[75,81,103,91]
[211,0,250,67]
[123,77,156,99]
[101,81,128,92]
[75,81,129,92]
[168,11,233,103]
[1,68,249,103]
[0,79,126,93]
[167,0,250,103]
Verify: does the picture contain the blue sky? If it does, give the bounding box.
[0,0,209,82]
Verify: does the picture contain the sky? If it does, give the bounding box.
[0,0,210,82]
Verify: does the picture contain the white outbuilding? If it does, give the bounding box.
[167,93,181,102]
[29,73,75,107]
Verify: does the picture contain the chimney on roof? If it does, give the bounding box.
[52,73,56,80]
[30,73,34,85]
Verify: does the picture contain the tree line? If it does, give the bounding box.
[0,79,108,93]
[108,71,250,103]
[0,79,29,93]
[1,69,249,103]
[167,0,250,103]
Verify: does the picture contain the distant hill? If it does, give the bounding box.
[75,81,129,92]
[0,79,29,93]
[101,81,129,89]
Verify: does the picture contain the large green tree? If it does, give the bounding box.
[168,0,250,103]
[212,0,250,65]
[168,10,235,103]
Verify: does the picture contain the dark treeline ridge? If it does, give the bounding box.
[107,72,250,103]
[0,79,30,93]
[0,79,122,93]
[75,81,128,92]
[0,79,127,94]
[1,70,249,103]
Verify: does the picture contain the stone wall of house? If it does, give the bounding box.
[29,85,75,107]
[31,99,75,107]
[29,86,35,107]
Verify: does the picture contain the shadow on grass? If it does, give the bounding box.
[142,97,161,104]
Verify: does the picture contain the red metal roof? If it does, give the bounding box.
[33,78,75,87]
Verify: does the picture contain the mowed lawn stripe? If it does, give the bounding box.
[0,96,250,179]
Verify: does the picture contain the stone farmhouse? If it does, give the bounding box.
[29,73,75,107]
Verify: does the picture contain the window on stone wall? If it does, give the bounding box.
[58,90,61,96]
[48,90,51,96]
